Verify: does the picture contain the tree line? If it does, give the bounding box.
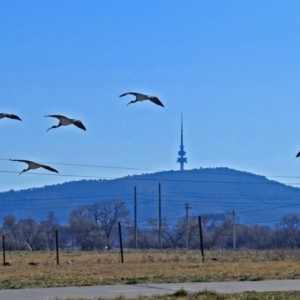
[1,198,300,251]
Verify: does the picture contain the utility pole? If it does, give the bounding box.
[134,186,137,249]
[184,203,191,249]
[233,210,236,250]
[158,183,162,250]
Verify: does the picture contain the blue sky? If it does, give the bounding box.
[0,0,300,192]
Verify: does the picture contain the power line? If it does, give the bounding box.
[2,157,300,180]
[2,198,300,217]
[238,203,300,214]
[0,170,110,179]
[3,168,300,185]
[0,158,160,172]
[2,188,300,209]
[241,219,283,225]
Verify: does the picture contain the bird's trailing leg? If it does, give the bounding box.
[127,100,138,106]
[46,125,59,132]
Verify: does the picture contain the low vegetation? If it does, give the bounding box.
[1,249,300,289]
[50,290,300,300]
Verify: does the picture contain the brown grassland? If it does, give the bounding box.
[1,248,300,292]
[51,291,300,300]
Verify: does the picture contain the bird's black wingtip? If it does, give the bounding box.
[156,102,164,107]
[296,152,300,158]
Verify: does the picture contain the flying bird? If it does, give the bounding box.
[10,159,59,175]
[119,92,164,107]
[0,113,22,121]
[45,115,86,132]
[296,152,300,158]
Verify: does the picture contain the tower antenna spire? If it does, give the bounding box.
[177,113,187,171]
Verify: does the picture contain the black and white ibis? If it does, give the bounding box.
[0,113,22,121]
[10,159,59,175]
[45,115,86,132]
[119,92,164,107]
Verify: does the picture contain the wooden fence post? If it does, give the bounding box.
[118,222,124,263]
[2,236,6,266]
[198,216,204,262]
[55,230,59,265]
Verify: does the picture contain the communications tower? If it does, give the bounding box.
[177,113,187,171]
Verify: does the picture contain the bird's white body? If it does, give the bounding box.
[134,93,153,101]
[23,161,42,170]
[10,159,58,174]
[58,116,73,126]
[45,115,86,131]
[119,92,164,107]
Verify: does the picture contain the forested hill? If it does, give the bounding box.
[0,167,300,226]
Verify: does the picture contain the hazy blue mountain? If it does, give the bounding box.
[0,168,299,226]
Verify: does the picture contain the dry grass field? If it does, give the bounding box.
[51,291,300,300]
[1,249,300,290]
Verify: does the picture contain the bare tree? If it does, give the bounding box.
[96,199,129,249]
[198,214,232,249]
[69,206,98,250]
[2,215,21,250]
[40,211,59,250]
[69,199,129,250]
[18,218,44,250]
[279,214,300,248]
[162,217,185,249]
[138,218,159,249]
[142,217,185,249]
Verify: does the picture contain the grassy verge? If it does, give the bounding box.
[50,290,300,300]
[1,249,300,289]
